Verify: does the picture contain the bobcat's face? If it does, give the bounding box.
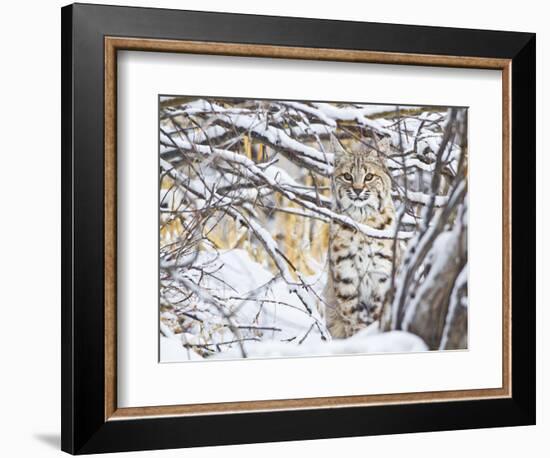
[333,153,391,214]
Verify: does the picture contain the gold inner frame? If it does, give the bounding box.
[104,36,512,421]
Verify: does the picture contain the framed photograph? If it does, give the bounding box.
[61,3,536,454]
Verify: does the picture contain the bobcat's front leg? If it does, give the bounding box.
[327,227,364,338]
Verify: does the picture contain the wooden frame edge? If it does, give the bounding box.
[105,38,117,420]
[109,388,510,420]
[105,36,510,69]
[104,36,512,421]
[502,61,513,403]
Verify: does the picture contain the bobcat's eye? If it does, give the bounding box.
[342,173,353,181]
[364,173,374,182]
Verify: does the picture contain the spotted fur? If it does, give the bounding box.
[324,136,401,338]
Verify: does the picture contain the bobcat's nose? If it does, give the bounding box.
[352,187,363,196]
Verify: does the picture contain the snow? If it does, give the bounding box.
[398,182,467,331]
[282,101,337,127]
[161,137,412,240]
[160,336,203,362]
[161,322,428,362]
[404,190,448,207]
[439,264,468,350]
[160,242,430,362]
[228,113,335,169]
[211,328,428,360]
[163,247,327,348]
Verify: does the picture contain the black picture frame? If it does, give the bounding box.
[61,3,536,454]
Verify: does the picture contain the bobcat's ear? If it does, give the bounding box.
[375,135,392,154]
[330,134,349,159]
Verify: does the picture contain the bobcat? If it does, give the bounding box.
[324,136,400,339]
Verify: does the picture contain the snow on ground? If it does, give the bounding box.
[161,242,429,362]
[160,336,203,362]
[161,247,328,360]
[196,248,326,339]
[161,318,428,362]
[211,328,428,360]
